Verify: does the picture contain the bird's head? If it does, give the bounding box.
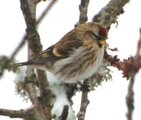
[77,22,108,47]
[89,22,108,47]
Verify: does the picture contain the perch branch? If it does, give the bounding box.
[76,1,90,120]
[77,87,89,120]
[77,80,90,120]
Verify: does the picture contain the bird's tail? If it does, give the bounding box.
[11,61,33,67]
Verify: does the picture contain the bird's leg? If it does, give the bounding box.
[78,79,90,92]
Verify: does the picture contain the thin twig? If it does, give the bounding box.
[10,0,57,59]
[136,28,141,58]
[126,77,134,120]
[19,1,48,120]
[126,28,141,120]
[37,0,57,25]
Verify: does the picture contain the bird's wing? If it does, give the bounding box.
[40,29,83,60]
[13,28,85,71]
[14,29,83,69]
[52,30,83,58]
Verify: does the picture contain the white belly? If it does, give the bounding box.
[53,46,104,82]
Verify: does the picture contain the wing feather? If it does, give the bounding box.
[53,29,83,58]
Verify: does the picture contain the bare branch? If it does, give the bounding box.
[105,29,141,120]
[20,0,42,54]
[0,109,26,118]
[19,0,51,97]
[10,0,57,60]
[78,0,90,25]
[37,0,57,25]
[77,90,89,120]
[93,0,130,27]
[59,105,69,120]
[76,1,90,119]
[0,108,39,120]
[19,0,50,120]
[25,67,47,120]
[126,28,141,120]
[126,77,134,120]
[77,81,89,120]
[136,28,141,58]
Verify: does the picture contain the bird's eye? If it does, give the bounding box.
[91,32,101,40]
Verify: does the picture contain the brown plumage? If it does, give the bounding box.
[14,22,108,82]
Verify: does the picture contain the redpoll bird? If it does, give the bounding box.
[14,22,108,82]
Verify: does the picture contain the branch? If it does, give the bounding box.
[77,1,90,120]
[0,108,39,120]
[0,109,26,118]
[93,0,130,27]
[105,53,141,79]
[126,77,134,120]
[59,105,69,120]
[25,64,47,120]
[104,28,141,120]
[136,28,141,58]
[19,0,50,120]
[10,0,57,60]
[126,28,141,120]
[105,28,141,79]
[19,0,51,97]
[77,81,90,120]
[37,0,57,25]
[20,0,42,54]
[78,0,90,25]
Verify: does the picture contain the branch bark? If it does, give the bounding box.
[78,0,89,25]
[59,105,69,120]
[93,0,130,27]
[0,108,36,120]
[76,1,90,120]
[77,83,89,120]
[0,109,26,118]
[10,0,57,60]
[19,0,51,120]
[126,29,141,120]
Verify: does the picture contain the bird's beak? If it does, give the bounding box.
[99,39,107,46]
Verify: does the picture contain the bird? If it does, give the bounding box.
[13,22,108,82]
